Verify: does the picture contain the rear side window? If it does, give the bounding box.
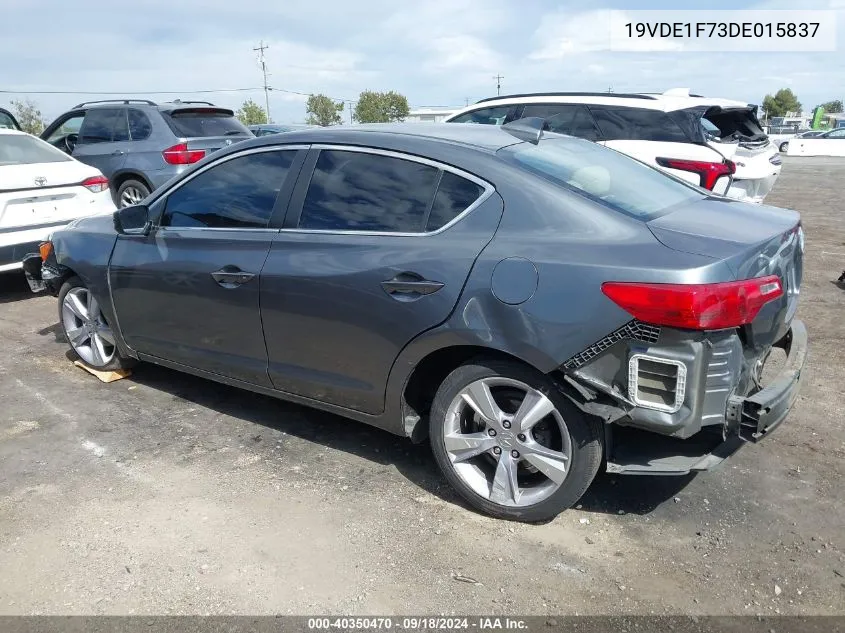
[426,171,484,231]
[163,108,250,138]
[499,137,703,220]
[128,109,152,140]
[448,106,512,125]
[78,108,123,144]
[521,104,602,141]
[0,134,71,165]
[162,150,295,229]
[112,109,129,142]
[299,150,440,232]
[588,106,690,143]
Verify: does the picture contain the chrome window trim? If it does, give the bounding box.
[283,144,495,237]
[627,353,687,414]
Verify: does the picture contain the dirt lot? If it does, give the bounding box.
[0,156,843,616]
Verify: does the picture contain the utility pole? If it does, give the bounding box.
[465,97,470,106]
[254,41,271,123]
[607,85,614,93]
[493,75,503,96]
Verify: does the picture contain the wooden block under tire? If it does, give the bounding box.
[73,360,132,383]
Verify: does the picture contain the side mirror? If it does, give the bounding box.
[114,204,152,236]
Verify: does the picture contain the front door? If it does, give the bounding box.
[260,147,503,414]
[72,108,130,177]
[109,147,304,387]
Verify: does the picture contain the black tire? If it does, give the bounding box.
[115,178,151,209]
[779,142,789,153]
[58,276,135,372]
[429,359,603,522]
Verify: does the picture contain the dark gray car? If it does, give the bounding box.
[22,121,807,521]
[40,99,252,208]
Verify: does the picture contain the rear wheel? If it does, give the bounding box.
[429,360,603,522]
[779,141,789,153]
[58,277,134,371]
[116,178,150,208]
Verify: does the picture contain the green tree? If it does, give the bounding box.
[761,88,802,118]
[305,94,344,127]
[235,99,268,126]
[819,99,843,113]
[10,98,45,135]
[352,90,410,123]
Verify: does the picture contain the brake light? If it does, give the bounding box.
[162,143,206,165]
[39,241,53,262]
[655,157,736,190]
[601,276,783,330]
[81,175,109,193]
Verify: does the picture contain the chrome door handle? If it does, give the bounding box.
[211,266,255,288]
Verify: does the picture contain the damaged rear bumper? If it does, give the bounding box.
[605,320,808,475]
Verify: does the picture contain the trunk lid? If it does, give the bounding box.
[162,107,252,155]
[647,198,803,348]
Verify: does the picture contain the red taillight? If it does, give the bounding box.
[601,276,783,330]
[81,175,109,193]
[162,143,206,165]
[655,157,736,190]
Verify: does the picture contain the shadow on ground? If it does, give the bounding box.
[121,361,693,519]
[0,272,38,304]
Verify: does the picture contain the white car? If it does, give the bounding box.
[0,129,115,272]
[444,88,782,204]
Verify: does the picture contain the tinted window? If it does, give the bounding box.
[128,109,152,140]
[448,106,512,125]
[299,150,439,232]
[164,109,250,137]
[78,109,121,144]
[0,134,71,165]
[112,109,129,142]
[825,128,845,138]
[498,138,703,220]
[162,150,294,229]
[426,171,484,231]
[45,114,84,144]
[589,106,689,142]
[519,104,602,141]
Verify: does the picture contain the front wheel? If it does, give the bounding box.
[58,277,134,372]
[429,360,603,522]
[779,142,789,153]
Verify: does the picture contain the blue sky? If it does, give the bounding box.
[0,0,842,124]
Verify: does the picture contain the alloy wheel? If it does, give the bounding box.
[119,186,144,208]
[442,377,573,507]
[61,287,116,367]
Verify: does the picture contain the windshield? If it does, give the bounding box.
[163,109,250,138]
[0,133,71,165]
[498,137,705,220]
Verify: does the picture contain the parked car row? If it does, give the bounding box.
[443,88,782,204]
[18,118,807,522]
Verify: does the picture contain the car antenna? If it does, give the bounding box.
[501,117,544,144]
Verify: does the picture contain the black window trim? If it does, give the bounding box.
[149,144,310,233]
[282,144,495,237]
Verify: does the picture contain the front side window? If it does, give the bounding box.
[78,109,123,144]
[45,114,84,144]
[448,106,512,125]
[298,150,440,232]
[161,150,295,229]
[499,137,704,220]
[824,128,845,138]
[589,106,690,143]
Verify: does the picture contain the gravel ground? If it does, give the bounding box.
[0,156,843,616]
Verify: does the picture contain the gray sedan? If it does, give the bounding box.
[22,120,807,521]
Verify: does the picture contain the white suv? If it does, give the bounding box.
[444,88,782,204]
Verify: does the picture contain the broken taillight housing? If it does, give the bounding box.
[655,157,736,190]
[601,276,783,330]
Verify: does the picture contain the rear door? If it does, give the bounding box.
[73,108,130,177]
[161,107,253,156]
[259,146,502,414]
[109,146,305,386]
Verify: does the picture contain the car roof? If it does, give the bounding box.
[451,88,753,117]
[69,99,234,114]
[240,122,528,152]
[0,128,27,136]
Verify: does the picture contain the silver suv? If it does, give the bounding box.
[41,99,253,207]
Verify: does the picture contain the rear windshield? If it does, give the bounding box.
[163,109,250,138]
[704,108,766,142]
[498,138,704,220]
[0,134,71,166]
